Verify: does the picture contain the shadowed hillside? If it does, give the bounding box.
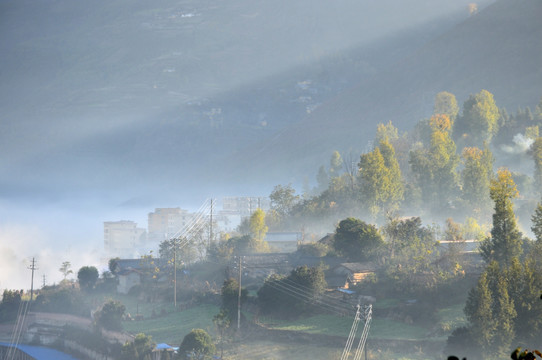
[241,0,542,187]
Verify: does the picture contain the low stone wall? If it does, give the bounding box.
[64,339,112,360]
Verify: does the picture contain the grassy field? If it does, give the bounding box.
[86,292,462,358]
[122,304,220,344]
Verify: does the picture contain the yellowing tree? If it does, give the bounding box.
[250,208,268,242]
[480,168,522,266]
[358,147,390,217]
[434,91,459,121]
[410,114,459,209]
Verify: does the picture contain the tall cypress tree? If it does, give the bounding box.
[465,271,496,350]
[480,168,523,266]
[532,200,542,242]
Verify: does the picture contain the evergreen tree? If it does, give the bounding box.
[480,168,523,266]
[532,200,542,242]
[465,271,496,351]
[531,137,542,194]
[492,273,516,357]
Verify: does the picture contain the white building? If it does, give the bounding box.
[104,220,147,258]
[147,208,194,243]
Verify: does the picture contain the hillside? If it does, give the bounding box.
[0,0,495,202]
[240,0,542,187]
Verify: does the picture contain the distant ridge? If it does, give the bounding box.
[239,0,542,186]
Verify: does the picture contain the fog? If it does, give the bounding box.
[0,0,498,291]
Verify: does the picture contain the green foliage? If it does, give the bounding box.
[296,242,328,257]
[94,299,126,331]
[455,89,500,145]
[249,208,268,242]
[213,309,231,359]
[121,333,155,360]
[512,348,542,360]
[221,278,247,323]
[358,147,391,216]
[379,138,404,209]
[257,265,327,317]
[461,145,494,213]
[531,137,542,194]
[480,168,523,266]
[59,261,73,280]
[532,201,542,242]
[434,91,459,121]
[333,218,384,261]
[159,237,199,267]
[64,326,122,359]
[269,184,300,220]
[34,287,90,316]
[441,218,467,274]
[462,256,542,359]
[109,258,120,274]
[382,217,440,293]
[375,121,399,143]
[0,290,22,322]
[315,165,329,193]
[409,115,459,210]
[214,234,269,256]
[329,150,343,178]
[77,266,99,292]
[178,329,215,360]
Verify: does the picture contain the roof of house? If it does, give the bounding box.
[0,343,79,360]
[335,262,376,273]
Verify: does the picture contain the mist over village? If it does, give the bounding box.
[1,0,541,359]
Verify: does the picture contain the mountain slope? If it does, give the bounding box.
[0,0,490,200]
[242,0,542,187]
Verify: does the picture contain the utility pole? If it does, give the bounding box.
[209,198,213,248]
[173,237,177,309]
[42,275,46,288]
[28,257,38,301]
[237,256,243,330]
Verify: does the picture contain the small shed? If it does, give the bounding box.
[332,263,376,289]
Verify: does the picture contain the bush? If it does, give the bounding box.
[178,329,215,360]
[94,300,125,331]
[33,287,90,316]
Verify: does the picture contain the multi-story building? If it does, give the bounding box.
[147,208,193,243]
[104,220,147,258]
[222,196,270,217]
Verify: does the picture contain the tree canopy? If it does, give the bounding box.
[77,266,99,292]
[333,218,383,261]
[480,168,523,266]
[178,329,215,360]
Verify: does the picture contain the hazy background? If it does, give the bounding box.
[5,0,540,289]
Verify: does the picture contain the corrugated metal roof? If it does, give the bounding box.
[0,342,80,360]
